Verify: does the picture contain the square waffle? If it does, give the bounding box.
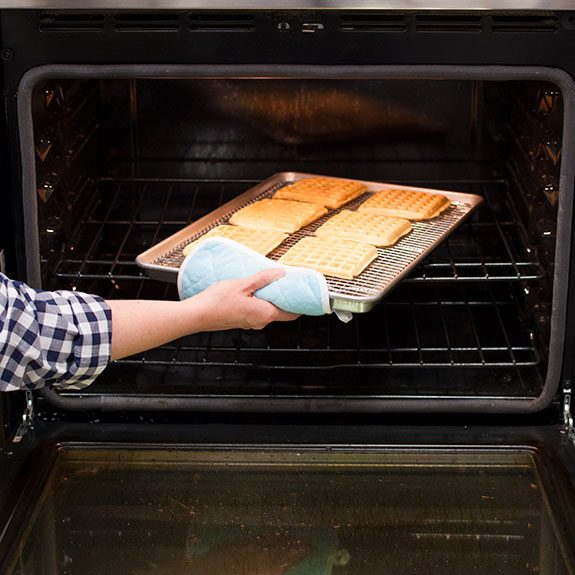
[278,236,378,279]
[182,225,288,256]
[314,209,412,247]
[359,188,451,220]
[274,177,367,209]
[229,198,327,233]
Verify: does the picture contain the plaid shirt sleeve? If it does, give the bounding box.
[0,274,112,392]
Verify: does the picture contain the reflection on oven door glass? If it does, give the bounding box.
[6,449,573,575]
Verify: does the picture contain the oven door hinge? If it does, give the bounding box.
[563,380,574,446]
[12,390,34,443]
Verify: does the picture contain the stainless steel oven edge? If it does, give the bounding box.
[16,64,575,415]
[1,1,575,9]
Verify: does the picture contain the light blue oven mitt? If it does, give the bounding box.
[177,237,332,316]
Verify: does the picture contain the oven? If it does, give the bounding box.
[0,3,575,574]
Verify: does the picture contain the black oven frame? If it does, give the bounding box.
[11,63,575,416]
[0,10,575,572]
[0,8,574,422]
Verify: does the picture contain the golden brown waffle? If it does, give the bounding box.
[274,177,367,209]
[229,199,327,233]
[314,209,412,247]
[278,236,378,279]
[358,188,451,220]
[182,225,288,256]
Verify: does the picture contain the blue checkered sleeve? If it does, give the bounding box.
[0,274,112,391]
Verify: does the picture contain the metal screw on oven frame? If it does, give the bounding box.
[1,48,14,61]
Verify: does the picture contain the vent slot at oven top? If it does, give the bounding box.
[189,13,256,32]
[113,14,181,32]
[38,13,105,32]
[339,12,560,34]
[340,14,408,33]
[38,12,257,33]
[490,14,559,33]
[37,11,560,35]
[415,15,482,33]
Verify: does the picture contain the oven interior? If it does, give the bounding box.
[4,72,573,575]
[29,76,563,405]
[3,445,575,575]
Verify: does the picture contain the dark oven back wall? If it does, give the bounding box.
[107,78,556,177]
[100,78,477,181]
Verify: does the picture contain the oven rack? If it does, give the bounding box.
[58,276,539,375]
[121,283,540,370]
[48,178,545,284]
[70,280,544,399]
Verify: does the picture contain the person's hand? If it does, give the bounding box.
[107,269,299,361]
[189,268,299,332]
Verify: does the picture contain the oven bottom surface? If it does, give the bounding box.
[3,445,573,575]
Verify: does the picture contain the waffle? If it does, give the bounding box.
[278,236,378,279]
[359,188,451,220]
[182,225,288,257]
[274,177,367,209]
[229,199,327,233]
[314,209,412,247]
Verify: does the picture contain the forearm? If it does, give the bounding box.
[0,269,294,391]
[107,270,297,361]
[107,299,206,361]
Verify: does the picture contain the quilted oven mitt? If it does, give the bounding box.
[177,237,332,316]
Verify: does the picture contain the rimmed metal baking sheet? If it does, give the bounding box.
[136,172,483,312]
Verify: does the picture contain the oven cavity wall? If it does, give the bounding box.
[1,8,573,415]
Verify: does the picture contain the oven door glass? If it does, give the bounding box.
[3,447,574,575]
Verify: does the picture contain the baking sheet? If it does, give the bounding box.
[136,172,483,312]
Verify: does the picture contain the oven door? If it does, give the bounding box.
[0,422,573,575]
